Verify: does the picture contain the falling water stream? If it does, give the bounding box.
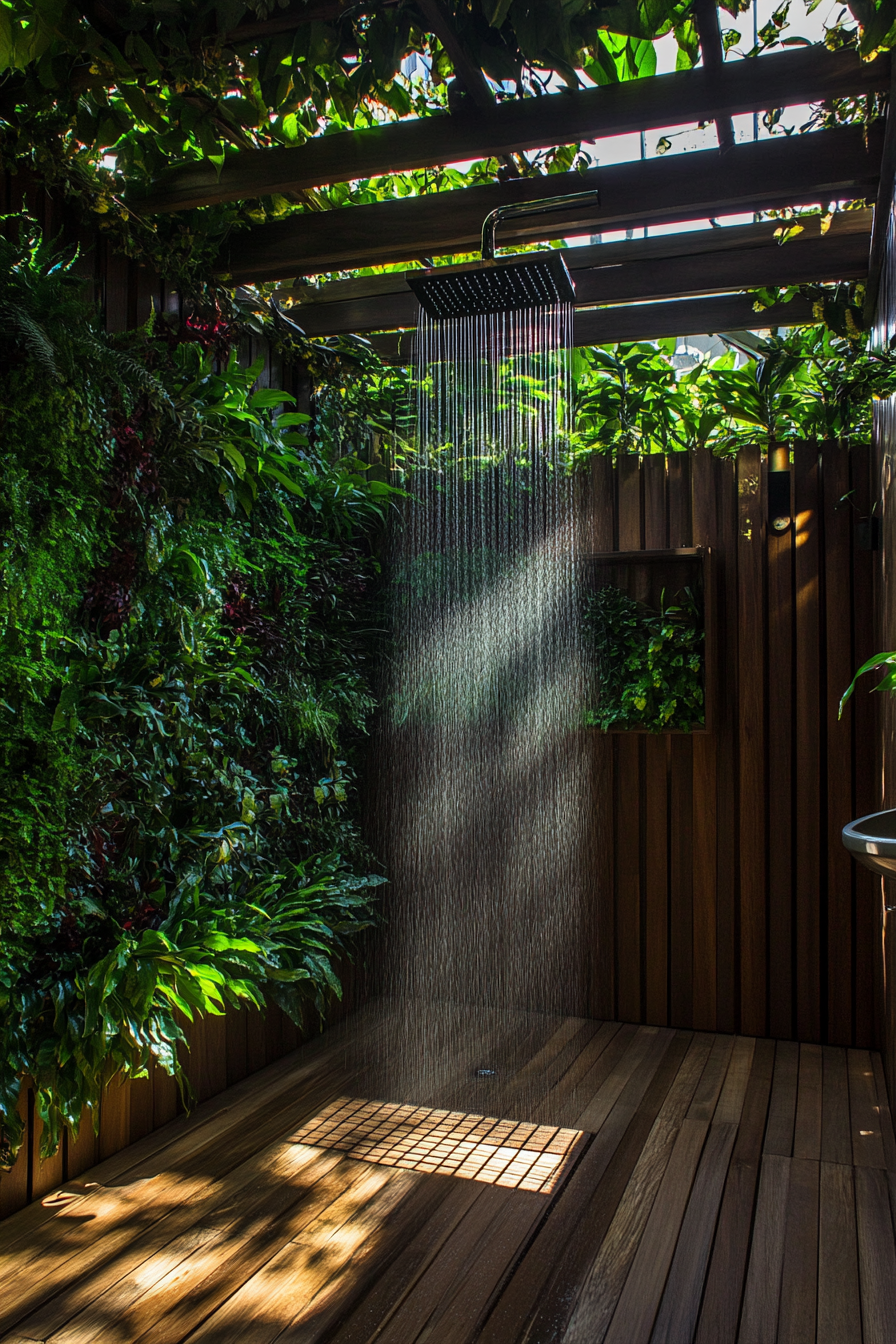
[373,301,594,1116]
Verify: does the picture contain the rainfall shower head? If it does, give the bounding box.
[406,190,599,321]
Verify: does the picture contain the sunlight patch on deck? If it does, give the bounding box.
[293,1097,584,1192]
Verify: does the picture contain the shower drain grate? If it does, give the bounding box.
[292,1096,584,1192]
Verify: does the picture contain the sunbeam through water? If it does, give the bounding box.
[373,299,596,1115]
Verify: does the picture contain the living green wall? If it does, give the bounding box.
[0,221,392,1163]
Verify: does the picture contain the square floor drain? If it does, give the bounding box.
[293,1097,584,1192]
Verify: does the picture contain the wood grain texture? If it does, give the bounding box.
[776,1157,819,1344]
[737,1153,792,1343]
[138,47,888,212]
[694,1038,776,1344]
[818,1161,862,1344]
[227,124,883,279]
[855,1165,896,1344]
[794,444,822,1043]
[1,1007,894,1344]
[822,446,857,1049]
[736,448,767,1039]
[766,468,794,1042]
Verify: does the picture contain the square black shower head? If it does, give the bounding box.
[407,252,576,320]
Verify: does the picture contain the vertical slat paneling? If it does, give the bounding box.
[851,441,879,1049]
[65,1107,98,1181]
[794,443,822,1043]
[766,454,794,1041]
[615,454,642,1023]
[589,454,617,1020]
[823,446,856,1047]
[669,455,694,1028]
[737,447,767,1038]
[691,450,718,1032]
[98,1074,131,1162]
[643,455,669,1025]
[715,456,740,1035]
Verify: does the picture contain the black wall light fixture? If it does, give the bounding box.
[768,445,792,535]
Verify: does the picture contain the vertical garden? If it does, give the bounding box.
[0,220,402,1162]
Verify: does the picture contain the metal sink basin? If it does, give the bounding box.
[842,809,896,879]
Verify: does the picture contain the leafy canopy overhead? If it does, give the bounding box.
[0,0,892,281]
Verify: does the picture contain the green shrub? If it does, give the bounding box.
[583,585,705,732]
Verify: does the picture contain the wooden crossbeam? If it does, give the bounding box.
[276,208,870,304]
[224,123,883,281]
[273,218,869,337]
[364,292,819,358]
[134,47,888,215]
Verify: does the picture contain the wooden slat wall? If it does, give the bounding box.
[583,445,879,1048]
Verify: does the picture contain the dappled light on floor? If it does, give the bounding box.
[294,1095,584,1192]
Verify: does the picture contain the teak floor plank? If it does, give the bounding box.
[180,1165,424,1344]
[712,1036,756,1128]
[2,1064,343,1292]
[649,1122,738,1344]
[561,1036,712,1343]
[776,1157,820,1344]
[694,1038,776,1344]
[763,1040,800,1157]
[478,1031,693,1344]
[326,1179,489,1344]
[0,1029,369,1276]
[737,1153,792,1343]
[855,1165,896,1344]
[371,1186,530,1344]
[821,1045,853,1166]
[601,1117,710,1344]
[529,1022,623,1127]
[389,1184,560,1344]
[21,1146,351,1344]
[687,1035,735,1123]
[793,1044,823,1161]
[817,1161,862,1344]
[0,1009,382,1256]
[573,1027,674,1135]
[538,1023,637,1129]
[848,1048,888,1169]
[4,1012,896,1344]
[871,1053,896,1172]
[80,1158,400,1344]
[1,1054,374,1332]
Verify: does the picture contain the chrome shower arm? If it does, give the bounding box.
[480,190,601,261]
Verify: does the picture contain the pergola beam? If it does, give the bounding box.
[133,46,888,215]
[276,208,870,305]
[275,221,868,337]
[365,292,820,359]
[224,122,883,281]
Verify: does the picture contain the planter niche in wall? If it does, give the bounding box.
[580,547,714,734]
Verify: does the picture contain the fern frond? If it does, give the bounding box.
[0,303,61,381]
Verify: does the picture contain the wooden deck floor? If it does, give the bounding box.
[2,1004,896,1343]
